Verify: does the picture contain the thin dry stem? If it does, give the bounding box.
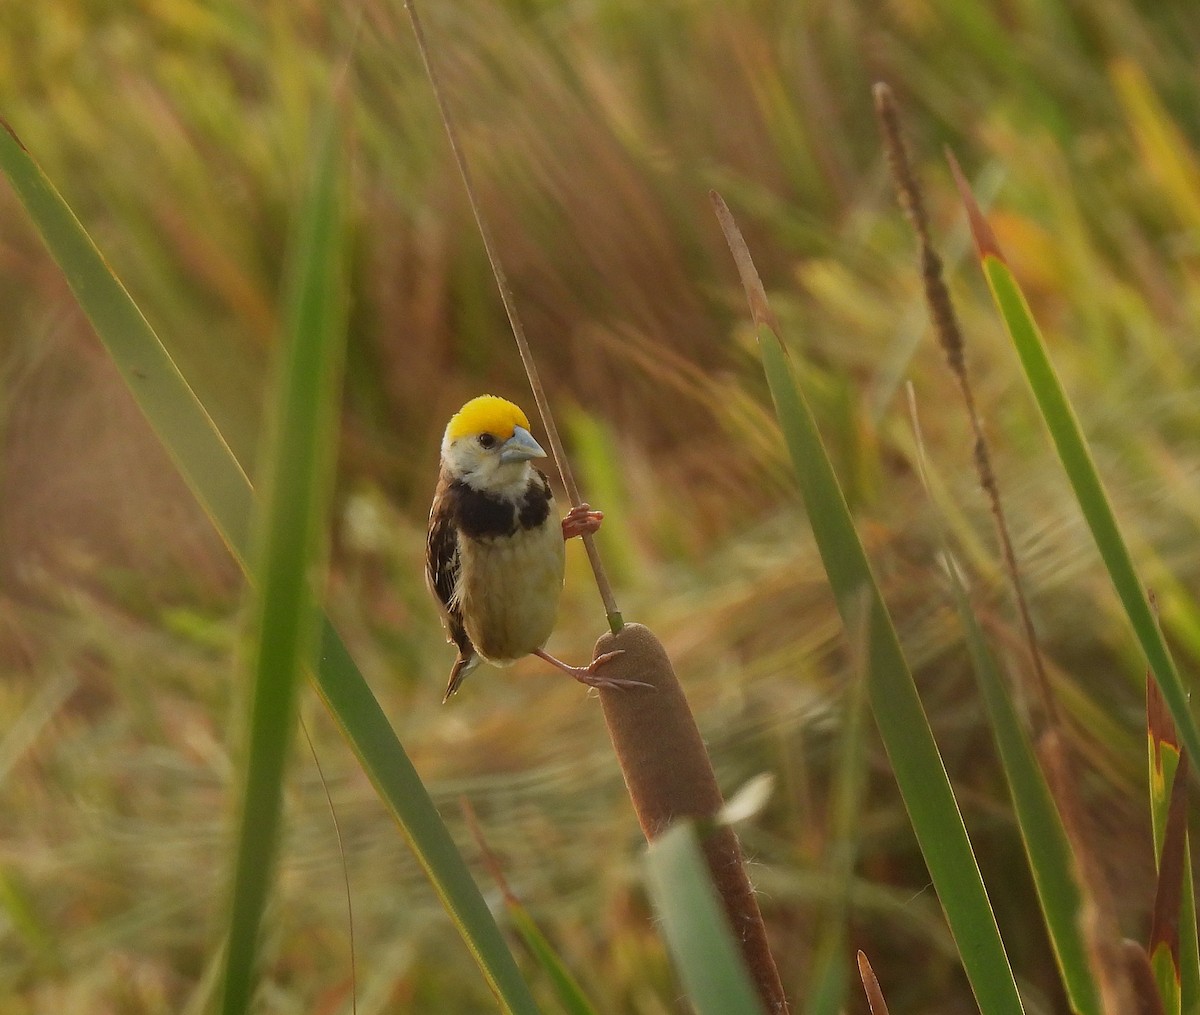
[404,0,622,632]
[876,81,1135,1013]
[873,81,1058,730]
[460,797,520,907]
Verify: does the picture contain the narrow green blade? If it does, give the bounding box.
[982,255,1200,769]
[805,631,869,1015]
[311,627,539,1013]
[759,334,1022,1013]
[0,118,254,553]
[508,907,598,1015]
[947,561,1101,1015]
[644,822,765,1015]
[948,159,1200,777]
[0,116,540,1015]
[219,106,347,1012]
[712,192,1024,1014]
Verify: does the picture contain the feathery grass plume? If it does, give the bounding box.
[877,83,1136,1011]
[595,624,788,1013]
[872,82,1058,730]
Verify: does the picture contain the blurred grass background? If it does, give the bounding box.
[2,0,1200,1011]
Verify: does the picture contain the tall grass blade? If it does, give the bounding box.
[1111,59,1200,232]
[0,115,541,1015]
[0,117,254,553]
[507,908,596,1015]
[947,155,1200,777]
[946,555,1102,1014]
[906,380,1102,1011]
[805,607,869,1015]
[218,105,347,1014]
[711,191,1024,1013]
[312,627,540,1014]
[463,800,599,1015]
[644,822,765,1015]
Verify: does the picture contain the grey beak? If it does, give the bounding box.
[499,425,547,463]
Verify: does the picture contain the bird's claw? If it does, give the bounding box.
[534,647,654,691]
[575,650,654,692]
[562,503,604,540]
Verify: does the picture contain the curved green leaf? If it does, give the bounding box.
[712,192,1024,1014]
[0,114,540,1015]
[981,253,1200,771]
[949,159,1200,783]
[947,559,1101,1015]
[219,104,347,1013]
[645,822,766,1015]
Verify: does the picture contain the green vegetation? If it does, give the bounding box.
[2,0,1199,1011]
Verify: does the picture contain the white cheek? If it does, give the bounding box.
[443,442,532,497]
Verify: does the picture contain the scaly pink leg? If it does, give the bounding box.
[562,502,604,540]
[533,649,653,691]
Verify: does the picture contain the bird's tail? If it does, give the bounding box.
[443,653,479,703]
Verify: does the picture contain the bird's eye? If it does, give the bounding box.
[477,433,497,449]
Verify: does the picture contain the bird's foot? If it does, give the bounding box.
[534,648,653,691]
[562,503,604,540]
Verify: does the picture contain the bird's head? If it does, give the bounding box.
[441,395,547,494]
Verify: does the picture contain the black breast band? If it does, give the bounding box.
[451,471,552,539]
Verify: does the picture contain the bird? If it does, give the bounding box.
[426,394,645,702]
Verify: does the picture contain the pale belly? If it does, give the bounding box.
[458,520,565,664]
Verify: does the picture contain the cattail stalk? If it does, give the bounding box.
[597,624,790,1013]
[404,5,787,1010]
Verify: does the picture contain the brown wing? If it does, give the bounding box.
[427,478,472,657]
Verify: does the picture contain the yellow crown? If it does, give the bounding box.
[446,395,532,442]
